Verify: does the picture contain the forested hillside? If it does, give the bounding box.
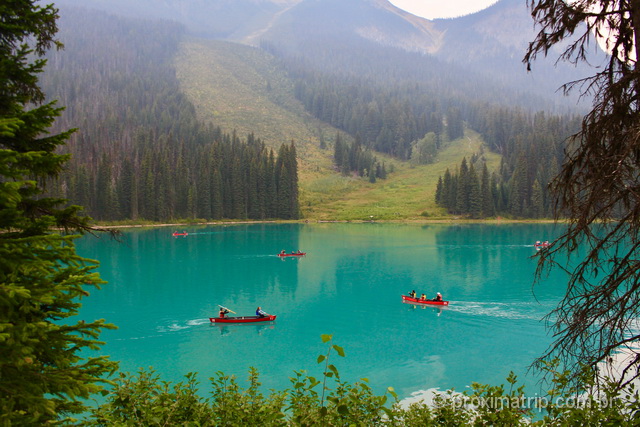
[42,2,588,222]
[43,8,299,221]
[261,36,582,219]
[438,111,581,218]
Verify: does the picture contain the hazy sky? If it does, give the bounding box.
[388,0,499,19]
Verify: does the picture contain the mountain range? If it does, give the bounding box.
[46,0,598,220]
[56,0,597,110]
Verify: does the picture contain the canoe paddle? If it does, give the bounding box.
[218,304,236,314]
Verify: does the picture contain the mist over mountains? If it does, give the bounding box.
[55,0,597,112]
[43,0,600,221]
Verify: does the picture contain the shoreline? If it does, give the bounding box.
[95,218,561,231]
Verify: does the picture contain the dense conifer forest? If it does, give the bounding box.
[43,8,299,221]
[263,38,582,219]
[436,111,581,218]
[42,6,584,222]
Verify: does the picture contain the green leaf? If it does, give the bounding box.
[321,334,333,343]
[333,344,345,357]
[387,386,397,398]
[317,355,326,364]
[337,404,349,415]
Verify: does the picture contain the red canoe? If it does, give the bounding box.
[402,295,449,306]
[172,232,188,237]
[277,252,306,257]
[209,315,277,323]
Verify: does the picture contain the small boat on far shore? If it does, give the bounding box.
[402,295,449,306]
[172,231,188,237]
[277,252,306,257]
[534,241,550,249]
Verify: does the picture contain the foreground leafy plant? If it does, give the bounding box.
[86,340,640,426]
[89,369,212,426]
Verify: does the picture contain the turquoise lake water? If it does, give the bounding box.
[76,223,569,401]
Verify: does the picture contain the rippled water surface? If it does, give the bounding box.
[77,223,568,400]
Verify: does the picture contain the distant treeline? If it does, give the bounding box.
[265,38,581,219]
[437,111,580,218]
[333,133,387,182]
[61,132,299,221]
[44,7,582,221]
[44,7,298,221]
[292,72,445,160]
[274,53,467,161]
[262,35,555,161]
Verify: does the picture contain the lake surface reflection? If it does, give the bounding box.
[77,223,568,400]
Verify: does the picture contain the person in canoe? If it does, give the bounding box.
[433,292,443,302]
[420,294,427,301]
[409,290,417,299]
[281,250,286,255]
[219,307,229,318]
[256,306,268,318]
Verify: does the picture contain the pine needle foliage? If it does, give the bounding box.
[526,0,640,386]
[0,1,117,423]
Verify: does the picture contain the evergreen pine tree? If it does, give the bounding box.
[247,157,260,219]
[491,173,503,214]
[255,155,268,219]
[446,107,464,141]
[287,142,300,219]
[456,158,470,214]
[276,144,292,219]
[429,111,443,147]
[480,163,495,217]
[379,162,387,180]
[435,176,444,205]
[531,178,545,219]
[187,185,196,219]
[508,155,530,217]
[265,150,277,218]
[196,158,212,219]
[95,154,112,220]
[468,163,482,218]
[230,156,246,219]
[118,158,134,219]
[368,167,376,183]
[441,169,454,211]
[319,128,326,149]
[211,168,224,219]
[75,164,92,213]
[0,3,117,423]
[334,132,344,169]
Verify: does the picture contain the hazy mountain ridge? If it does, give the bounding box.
[55,0,589,110]
[434,0,534,54]
[249,0,443,54]
[44,0,590,220]
[52,0,514,59]
[55,0,298,38]
[431,0,598,100]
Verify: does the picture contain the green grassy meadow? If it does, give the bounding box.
[175,39,501,220]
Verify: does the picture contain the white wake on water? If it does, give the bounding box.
[447,301,547,321]
[156,318,210,333]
